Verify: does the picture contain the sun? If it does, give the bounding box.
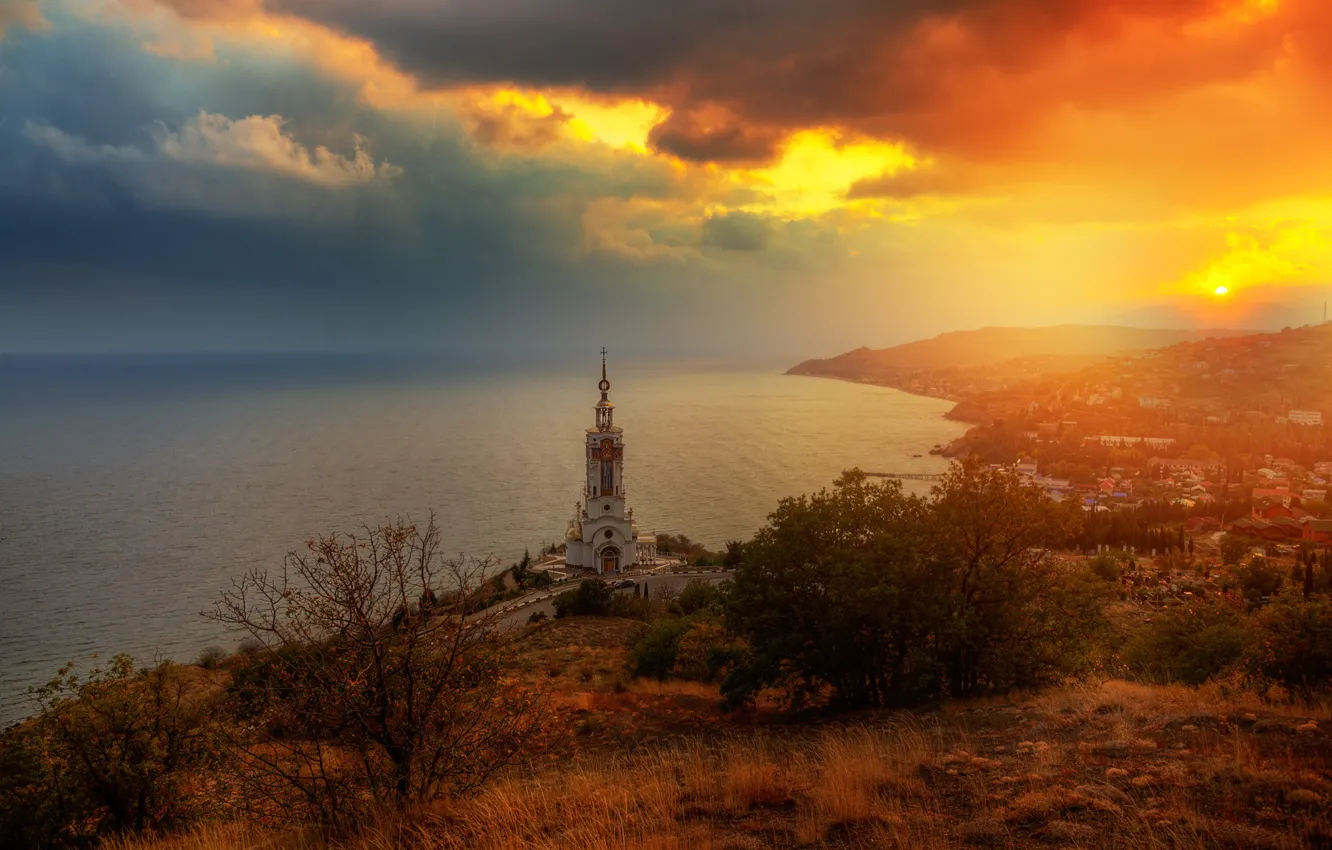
[1213,285,1230,296]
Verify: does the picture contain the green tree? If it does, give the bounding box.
[928,459,1096,698]
[725,470,938,709]
[724,461,1101,710]
[723,540,744,568]
[512,549,533,585]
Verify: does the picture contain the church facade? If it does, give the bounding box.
[564,352,657,573]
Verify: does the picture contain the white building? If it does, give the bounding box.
[1288,410,1324,427]
[564,351,657,573]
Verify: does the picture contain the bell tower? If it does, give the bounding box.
[586,348,624,502]
[564,349,655,572]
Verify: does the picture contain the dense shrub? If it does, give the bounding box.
[1089,552,1121,582]
[671,622,740,681]
[1220,534,1249,566]
[1235,556,1285,607]
[628,618,695,680]
[196,645,227,670]
[672,579,726,616]
[0,726,63,849]
[0,656,220,848]
[1247,593,1332,697]
[553,579,614,618]
[609,593,653,620]
[1122,601,1246,685]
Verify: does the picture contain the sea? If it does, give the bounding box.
[0,353,965,723]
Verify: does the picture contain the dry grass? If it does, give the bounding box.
[110,674,1332,850]
[1034,678,1332,724]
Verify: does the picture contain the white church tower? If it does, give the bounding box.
[564,350,657,573]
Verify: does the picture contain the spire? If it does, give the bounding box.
[595,347,614,430]
[597,347,611,401]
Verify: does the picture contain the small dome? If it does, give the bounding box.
[566,525,581,541]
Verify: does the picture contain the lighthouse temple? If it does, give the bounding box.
[564,351,657,573]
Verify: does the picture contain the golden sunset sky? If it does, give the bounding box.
[2,0,1330,352]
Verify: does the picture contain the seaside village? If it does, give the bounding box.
[1005,416,1331,609]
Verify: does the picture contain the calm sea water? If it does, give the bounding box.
[0,354,964,722]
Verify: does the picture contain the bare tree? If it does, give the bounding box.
[208,514,542,829]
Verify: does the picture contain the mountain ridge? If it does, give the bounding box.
[788,324,1255,380]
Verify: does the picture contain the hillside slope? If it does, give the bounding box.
[789,325,1251,380]
[115,618,1332,850]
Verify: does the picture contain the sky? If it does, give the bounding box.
[2,0,1332,356]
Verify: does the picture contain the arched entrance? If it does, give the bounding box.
[598,545,621,575]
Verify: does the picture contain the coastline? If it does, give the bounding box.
[784,370,980,456]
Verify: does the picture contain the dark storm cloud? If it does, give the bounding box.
[646,110,783,164]
[253,0,1256,162]
[0,21,718,352]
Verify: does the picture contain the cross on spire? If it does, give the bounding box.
[596,347,613,424]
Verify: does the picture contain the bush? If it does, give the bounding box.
[609,593,652,620]
[0,727,63,849]
[553,579,614,619]
[1235,556,1285,607]
[628,618,695,679]
[1247,593,1332,697]
[196,645,227,670]
[1220,533,1248,566]
[673,579,726,616]
[1088,553,1120,582]
[671,622,738,681]
[0,656,220,847]
[1122,601,1245,685]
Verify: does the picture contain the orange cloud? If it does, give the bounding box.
[0,0,48,39]
[69,0,1332,299]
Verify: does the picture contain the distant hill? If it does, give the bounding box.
[788,325,1252,380]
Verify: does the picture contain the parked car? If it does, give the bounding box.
[612,579,635,589]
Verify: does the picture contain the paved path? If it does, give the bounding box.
[493,569,735,629]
